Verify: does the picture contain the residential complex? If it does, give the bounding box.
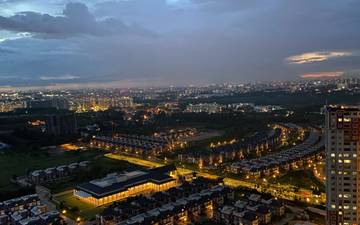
[27,161,90,185]
[25,98,70,110]
[216,193,285,225]
[91,135,172,156]
[0,85,353,225]
[232,130,324,178]
[91,131,190,156]
[0,101,24,113]
[0,194,61,225]
[97,177,286,225]
[153,128,196,141]
[178,127,283,168]
[325,106,360,225]
[185,103,223,114]
[97,178,235,225]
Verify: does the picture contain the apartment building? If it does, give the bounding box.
[325,106,360,225]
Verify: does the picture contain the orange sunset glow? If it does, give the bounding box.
[300,71,344,79]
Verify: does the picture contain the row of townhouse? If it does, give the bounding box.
[97,178,231,225]
[91,134,172,156]
[28,161,90,184]
[116,185,234,225]
[178,128,283,169]
[273,123,305,141]
[153,128,197,141]
[273,123,304,133]
[215,193,285,225]
[0,194,61,225]
[230,130,324,178]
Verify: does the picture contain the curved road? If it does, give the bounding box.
[105,153,325,204]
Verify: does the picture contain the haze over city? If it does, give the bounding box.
[0,0,360,88]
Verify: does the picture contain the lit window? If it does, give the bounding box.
[344,160,351,164]
[331,153,335,157]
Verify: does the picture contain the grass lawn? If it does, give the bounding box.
[0,149,103,192]
[54,191,105,221]
[45,156,131,193]
[272,170,325,193]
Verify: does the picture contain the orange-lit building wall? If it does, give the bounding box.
[75,180,177,206]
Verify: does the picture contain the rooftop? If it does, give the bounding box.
[76,165,176,198]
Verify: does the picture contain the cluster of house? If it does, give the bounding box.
[273,123,305,139]
[0,194,61,225]
[91,134,175,155]
[230,130,324,178]
[27,161,90,184]
[185,103,223,114]
[178,128,283,169]
[97,178,234,225]
[215,193,285,225]
[153,128,196,141]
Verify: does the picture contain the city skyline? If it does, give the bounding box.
[2,75,360,224]
[0,0,360,88]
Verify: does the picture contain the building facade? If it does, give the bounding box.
[74,165,178,206]
[97,179,235,225]
[326,106,360,225]
[179,128,284,169]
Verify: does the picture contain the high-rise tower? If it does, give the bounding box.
[325,106,360,225]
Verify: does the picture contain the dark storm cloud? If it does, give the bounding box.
[0,2,152,38]
[0,47,15,53]
[0,0,360,87]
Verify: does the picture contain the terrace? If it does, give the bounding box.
[231,130,324,178]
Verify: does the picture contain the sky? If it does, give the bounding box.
[0,0,359,88]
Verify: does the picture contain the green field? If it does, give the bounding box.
[54,191,105,221]
[0,150,104,192]
[0,148,132,220]
[272,170,325,193]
